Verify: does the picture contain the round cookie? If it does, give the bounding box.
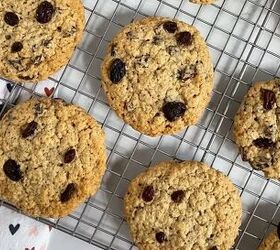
[0,97,106,218]
[0,0,84,82]
[234,79,280,179]
[259,226,280,250]
[124,161,242,249]
[101,17,213,136]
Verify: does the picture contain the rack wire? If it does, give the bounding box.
[1,0,280,249]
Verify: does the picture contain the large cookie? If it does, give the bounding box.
[0,0,84,82]
[124,161,242,249]
[101,17,213,136]
[259,226,280,250]
[233,79,280,179]
[0,98,106,218]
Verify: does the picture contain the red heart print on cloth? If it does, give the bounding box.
[44,87,54,97]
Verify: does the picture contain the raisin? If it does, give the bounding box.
[21,121,38,138]
[176,31,193,46]
[109,59,126,83]
[57,26,62,32]
[64,148,76,163]
[142,185,154,202]
[4,12,19,26]
[261,89,276,110]
[11,42,23,53]
[277,222,280,239]
[209,247,218,250]
[162,101,186,122]
[36,1,55,24]
[60,183,76,202]
[253,138,275,149]
[155,232,167,243]
[163,21,178,33]
[171,190,185,203]
[3,159,23,182]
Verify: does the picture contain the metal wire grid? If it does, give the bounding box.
[1,0,280,249]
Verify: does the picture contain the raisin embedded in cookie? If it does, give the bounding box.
[258,223,280,249]
[0,0,84,82]
[124,161,242,249]
[101,17,214,136]
[0,98,106,218]
[233,79,280,180]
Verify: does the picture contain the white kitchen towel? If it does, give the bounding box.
[0,206,51,250]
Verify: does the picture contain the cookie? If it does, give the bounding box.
[124,161,242,249]
[233,79,280,179]
[0,0,84,82]
[190,0,215,4]
[259,225,280,250]
[101,17,213,136]
[0,97,106,218]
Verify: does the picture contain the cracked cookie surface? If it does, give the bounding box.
[101,17,213,136]
[124,161,242,250]
[0,97,106,218]
[233,79,280,180]
[0,0,84,82]
[259,228,280,250]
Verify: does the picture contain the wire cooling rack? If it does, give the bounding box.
[1,0,280,249]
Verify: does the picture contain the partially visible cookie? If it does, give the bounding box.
[190,0,215,4]
[0,0,84,82]
[259,226,280,250]
[124,161,242,249]
[101,17,213,136]
[233,79,280,179]
[0,97,106,218]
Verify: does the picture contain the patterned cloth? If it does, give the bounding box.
[0,206,51,250]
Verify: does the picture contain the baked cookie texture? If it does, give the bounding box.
[259,229,280,250]
[234,79,280,180]
[0,98,106,218]
[0,0,84,83]
[124,161,242,250]
[101,17,213,136]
